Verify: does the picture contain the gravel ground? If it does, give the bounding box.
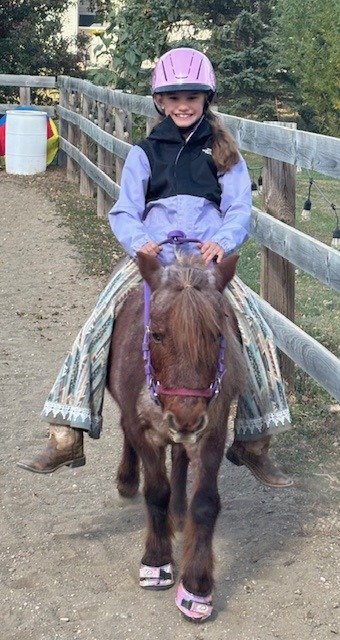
[1,170,339,640]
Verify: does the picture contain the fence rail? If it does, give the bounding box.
[0,73,57,116]
[2,74,340,400]
[252,292,340,401]
[251,208,340,293]
[57,76,340,179]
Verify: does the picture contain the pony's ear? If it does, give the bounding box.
[214,254,239,292]
[137,252,163,291]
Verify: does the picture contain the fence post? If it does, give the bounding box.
[115,108,131,185]
[104,111,115,212]
[261,122,297,387]
[97,102,109,217]
[146,116,157,136]
[58,87,67,167]
[124,110,132,143]
[19,86,30,106]
[66,91,79,184]
[80,94,94,197]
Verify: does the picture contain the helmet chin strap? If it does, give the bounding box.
[153,99,165,116]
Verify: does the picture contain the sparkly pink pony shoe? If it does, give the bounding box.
[176,582,213,621]
[139,563,174,590]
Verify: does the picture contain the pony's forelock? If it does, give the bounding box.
[156,257,226,366]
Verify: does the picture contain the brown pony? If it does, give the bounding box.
[107,251,246,621]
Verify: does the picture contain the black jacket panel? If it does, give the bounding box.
[137,116,221,206]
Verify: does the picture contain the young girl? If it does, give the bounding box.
[18,48,292,488]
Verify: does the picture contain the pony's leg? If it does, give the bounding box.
[139,446,174,590]
[181,474,220,595]
[169,443,189,531]
[116,432,140,498]
[176,430,227,620]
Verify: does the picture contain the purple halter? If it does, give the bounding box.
[142,231,227,406]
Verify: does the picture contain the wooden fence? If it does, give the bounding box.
[1,74,340,401]
[0,74,57,116]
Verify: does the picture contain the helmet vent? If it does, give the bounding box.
[161,61,168,81]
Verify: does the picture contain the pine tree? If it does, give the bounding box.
[90,0,284,119]
[274,0,340,135]
[204,1,281,118]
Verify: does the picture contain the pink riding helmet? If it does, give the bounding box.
[152,47,216,99]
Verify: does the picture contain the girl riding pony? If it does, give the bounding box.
[18,48,292,489]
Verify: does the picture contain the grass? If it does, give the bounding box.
[44,168,125,277]
[43,162,339,489]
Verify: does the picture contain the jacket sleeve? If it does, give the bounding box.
[108,145,154,257]
[211,156,252,254]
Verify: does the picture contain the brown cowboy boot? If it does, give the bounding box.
[17,426,85,474]
[226,435,293,488]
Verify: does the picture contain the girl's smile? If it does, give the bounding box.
[155,91,206,132]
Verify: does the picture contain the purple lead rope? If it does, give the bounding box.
[158,230,202,247]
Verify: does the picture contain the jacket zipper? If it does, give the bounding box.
[173,115,205,186]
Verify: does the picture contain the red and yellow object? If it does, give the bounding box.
[0,106,59,168]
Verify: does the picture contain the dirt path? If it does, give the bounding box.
[1,170,339,640]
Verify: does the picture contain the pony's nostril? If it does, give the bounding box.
[167,413,178,430]
[195,414,209,433]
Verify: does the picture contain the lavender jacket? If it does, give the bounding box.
[109,116,252,266]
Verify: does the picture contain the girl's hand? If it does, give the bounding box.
[139,241,162,257]
[197,241,224,265]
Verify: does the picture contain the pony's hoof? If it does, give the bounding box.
[176,582,213,622]
[139,563,174,590]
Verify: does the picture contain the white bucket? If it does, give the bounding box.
[5,110,48,175]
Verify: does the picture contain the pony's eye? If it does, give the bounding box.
[151,331,162,343]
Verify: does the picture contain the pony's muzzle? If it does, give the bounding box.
[165,412,209,444]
